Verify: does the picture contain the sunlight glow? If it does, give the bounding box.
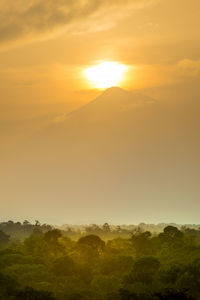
[84,61,128,89]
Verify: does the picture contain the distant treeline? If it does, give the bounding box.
[1,221,200,299]
[0,220,52,241]
[1,220,200,241]
[60,222,200,240]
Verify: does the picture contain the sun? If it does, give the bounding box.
[84,61,128,89]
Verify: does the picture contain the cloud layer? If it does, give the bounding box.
[0,0,154,47]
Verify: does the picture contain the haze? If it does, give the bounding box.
[0,0,200,225]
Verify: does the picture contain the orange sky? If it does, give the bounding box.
[1,0,200,120]
[0,0,200,224]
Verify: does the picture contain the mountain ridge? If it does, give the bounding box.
[62,86,157,123]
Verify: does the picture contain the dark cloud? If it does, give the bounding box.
[0,0,154,46]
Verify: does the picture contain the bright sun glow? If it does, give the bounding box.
[84,61,128,89]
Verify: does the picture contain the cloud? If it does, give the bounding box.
[52,113,67,124]
[177,59,200,77]
[0,0,157,48]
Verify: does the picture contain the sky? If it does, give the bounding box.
[0,0,200,224]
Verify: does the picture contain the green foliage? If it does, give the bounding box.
[0,272,17,299]
[44,230,62,244]
[0,230,10,248]
[131,230,153,256]
[0,223,200,299]
[52,255,76,276]
[0,221,52,241]
[78,234,105,251]
[126,256,160,285]
[14,287,56,300]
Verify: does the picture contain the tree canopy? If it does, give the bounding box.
[0,221,200,299]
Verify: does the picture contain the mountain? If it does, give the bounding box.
[30,87,159,162]
[44,86,158,141]
[1,87,199,224]
[66,86,157,119]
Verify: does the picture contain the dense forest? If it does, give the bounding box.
[1,221,200,299]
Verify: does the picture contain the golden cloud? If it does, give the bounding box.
[0,0,157,48]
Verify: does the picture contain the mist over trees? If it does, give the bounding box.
[0,220,200,299]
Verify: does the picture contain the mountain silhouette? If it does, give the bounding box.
[2,86,199,223]
[45,87,158,143]
[61,86,157,123]
[29,87,160,165]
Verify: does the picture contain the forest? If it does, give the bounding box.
[1,221,200,299]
